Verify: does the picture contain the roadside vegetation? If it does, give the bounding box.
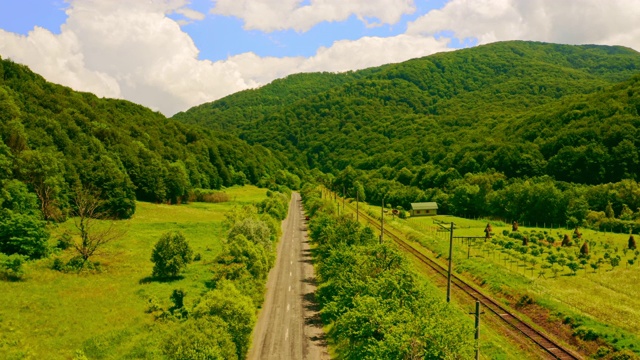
[0,186,290,359]
[302,184,475,359]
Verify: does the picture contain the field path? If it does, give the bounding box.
[248,192,329,360]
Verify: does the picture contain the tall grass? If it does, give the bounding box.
[0,186,268,359]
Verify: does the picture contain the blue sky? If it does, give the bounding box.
[0,0,637,115]
[0,0,457,62]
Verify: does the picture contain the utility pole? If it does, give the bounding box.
[447,221,454,303]
[474,300,481,360]
[380,198,384,244]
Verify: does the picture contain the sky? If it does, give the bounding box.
[1,1,640,116]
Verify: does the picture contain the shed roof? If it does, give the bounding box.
[410,202,438,210]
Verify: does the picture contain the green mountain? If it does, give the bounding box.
[174,41,640,227]
[0,56,288,223]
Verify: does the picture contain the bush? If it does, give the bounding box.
[151,231,193,278]
[163,316,237,360]
[0,212,50,259]
[56,231,73,250]
[188,188,230,203]
[51,257,64,271]
[192,281,256,359]
[0,253,27,280]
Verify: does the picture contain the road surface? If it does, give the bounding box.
[248,192,329,360]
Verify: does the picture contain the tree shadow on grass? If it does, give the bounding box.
[138,275,184,284]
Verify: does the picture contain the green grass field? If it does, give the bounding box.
[0,186,269,360]
[347,200,640,356]
[401,213,640,354]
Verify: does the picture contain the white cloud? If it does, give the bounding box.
[407,0,640,50]
[211,0,416,32]
[0,27,121,98]
[175,7,206,21]
[0,0,449,116]
[298,34,451,73]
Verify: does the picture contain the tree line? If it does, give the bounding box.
[301,184,474,359]
[176,41,640,230]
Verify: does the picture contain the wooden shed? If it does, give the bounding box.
[410,202,438,217]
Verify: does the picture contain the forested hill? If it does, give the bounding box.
[0,57,289,221]
[173,41,640,174]
[174,41,640,228]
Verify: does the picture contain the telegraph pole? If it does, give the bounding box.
[474,300,481,360]
[447,221,454,303]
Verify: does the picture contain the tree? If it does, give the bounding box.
[566,197,589,228]
[192,281,256,360]
[567,261,580,275]
[151,231,193,278]
[610,255,621,269]
[17,149,66,221]
[227,217,272,248]
[605,201,615,219]
[72,187,124,263]
[163,316,237,360]
[0,212,49,259]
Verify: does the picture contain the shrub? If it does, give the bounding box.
[188,188,230,203]
[502,229,510,236]
[0,212,50,259]
[151,231,193,278]
[562,234,572,247]
[0,253,27,280]
[629,235,637,250]
[192,281,255,359]
[51,257,64,271]
[56,231,73,250]
[163,316,237,360]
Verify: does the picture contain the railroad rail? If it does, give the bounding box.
[343,200,582,360]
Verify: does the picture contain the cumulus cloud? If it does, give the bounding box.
[0,0,449,116]
[407,0,640,50]
[0,27,121,98]
[211,0,416,32]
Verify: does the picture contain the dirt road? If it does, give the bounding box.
[248,192,328,360]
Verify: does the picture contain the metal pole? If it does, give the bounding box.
[380,198,384,244]
[475,300,481,360]
[447,222,454,303]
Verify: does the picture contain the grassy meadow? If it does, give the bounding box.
[410,216,640,340]
[350,198,640,355]
[0,186,269,360]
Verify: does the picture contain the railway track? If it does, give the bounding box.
[343,200,582,360]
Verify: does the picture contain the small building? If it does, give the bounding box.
[410,202,438,217]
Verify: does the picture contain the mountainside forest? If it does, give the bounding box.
[0,56,300,260]
[175,41,640,231]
